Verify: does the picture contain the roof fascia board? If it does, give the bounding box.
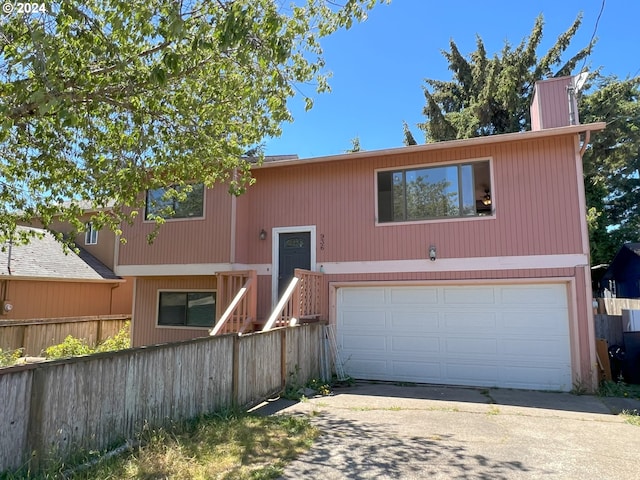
[256,122,607,169]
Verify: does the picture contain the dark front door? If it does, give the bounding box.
[278,232,311,296]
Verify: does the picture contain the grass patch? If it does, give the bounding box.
[598,381,640,400]
[621,409,640,427]
[3,411,317,479]
[487,406,500,416]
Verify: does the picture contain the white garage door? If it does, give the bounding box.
[336,284,572,391]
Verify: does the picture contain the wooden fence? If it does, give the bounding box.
[594,314,624,347]
[0,323,324,474]
[0,315,130,356]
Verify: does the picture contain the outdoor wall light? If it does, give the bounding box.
[259,229,267,241]
[429,245,437,261]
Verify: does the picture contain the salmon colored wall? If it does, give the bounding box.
[236,136,583,265]
[49,213,116,269]
[118,186,234,266]
[1,279,124,319]
[132,276,217,347]
[110,277,134,315]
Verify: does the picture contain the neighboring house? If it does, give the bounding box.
[600,243,640,298]
[116,76,606,392]
[0,227,131,319]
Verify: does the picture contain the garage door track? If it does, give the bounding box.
[253,382,640,480]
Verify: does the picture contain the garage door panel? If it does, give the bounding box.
[500,285,567,307]
[445,337,497,355]
[443,287,496,305]
[500,365,571,390]
[347,358,388,378]
[390,312,439,332]
[340,288,387,305]
[443,312,497,332]
[391,335,440,354]
[499,311,570,333]
[337,283,572,391]
[390,287,439,305]
[502,337,569,359]
[341,334,386,352]
[446,363,499,385]
[392,361,442,379]
[339,310,386,329]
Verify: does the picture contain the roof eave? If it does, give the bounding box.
[256,122,607,169]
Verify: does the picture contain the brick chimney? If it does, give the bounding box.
[530,76,580,131]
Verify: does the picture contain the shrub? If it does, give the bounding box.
[0,347,23,367]
[44,335,93,359]
[44,322,131,359]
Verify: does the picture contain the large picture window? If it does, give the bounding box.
[145,183,204,220]
[158,291,216,328]
[377,161,492,223]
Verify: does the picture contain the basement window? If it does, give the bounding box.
[157,291,216,328]
[377,160,493,223]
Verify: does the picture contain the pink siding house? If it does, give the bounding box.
[116,77,605,392]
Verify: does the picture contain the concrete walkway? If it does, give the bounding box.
[252,382,640,480]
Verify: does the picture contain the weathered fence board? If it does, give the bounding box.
[0,315,130,356]
[0,323,324,474]
[594,314,624,347]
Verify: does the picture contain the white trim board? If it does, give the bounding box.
[116,253,587,277]
[318,254,588,275]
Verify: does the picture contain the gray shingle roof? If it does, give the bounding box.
[0,227,120,281]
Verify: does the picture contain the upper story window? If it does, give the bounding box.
[377,160,493,223]
[145,183,204,220]
[85,222,98,245]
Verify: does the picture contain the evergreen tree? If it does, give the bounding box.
[581,76,640,265]
[418,14,592,142]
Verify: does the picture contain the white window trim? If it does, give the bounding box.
[85,222,98,245]
[156,288,217,330]
[271,225,317,308]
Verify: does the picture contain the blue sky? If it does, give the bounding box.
[265,0,637,159]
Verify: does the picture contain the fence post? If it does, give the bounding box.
[232,335,240,407]
[25,367,45,471]
[280,329,287,389]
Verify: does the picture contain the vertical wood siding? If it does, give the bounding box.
[132,276,217,347]
[118,186,233,265]
[242,136,583,265]
[3,280,125,320]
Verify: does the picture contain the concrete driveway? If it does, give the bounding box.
[253,382,640,479]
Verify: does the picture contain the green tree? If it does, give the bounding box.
[581,76,640,265]
[0,0,385,243]
[417,14,592,142]
[346,136,363,152]
[402,120,417,146]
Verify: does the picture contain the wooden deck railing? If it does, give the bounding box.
[262,269,324,331]
[210,270,257,336]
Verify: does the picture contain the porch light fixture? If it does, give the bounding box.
[429,245,437,261]
[482,189,492,206]
[259,229,267,241]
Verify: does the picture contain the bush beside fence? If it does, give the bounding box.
[0,315,130,356]
[0,323,324,474]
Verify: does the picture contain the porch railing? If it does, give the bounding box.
[262,269,324,331]
[210,270,257,336]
